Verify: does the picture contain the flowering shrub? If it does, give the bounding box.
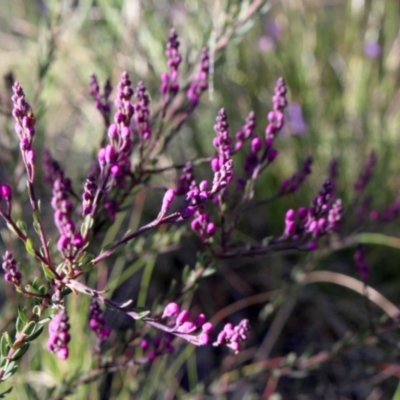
[0,13,400,398]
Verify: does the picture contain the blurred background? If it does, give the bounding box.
[1,0,400,398]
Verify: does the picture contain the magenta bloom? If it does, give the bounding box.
[364,42,381,59]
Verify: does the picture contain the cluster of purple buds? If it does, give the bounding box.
[11,82,36,182]
[354,244,369,281]
[287,102,307,135]
[139,334,174,363]
[174,168,217,239]
[238,77,287,176]
[283,179,343,244]
[133,81,151,141]
[191,209,216,241]
[2,251,21,287]
[52,176,83,258]
[99,72,134,190]
[42,149,70,186]
[230,112,265,176]
[161,302,213,346]
[357,196,372,222]
[47,309,71,360]
[82,174,97,216]
[370,193,400,222]
[327,158,339,193]
[354,151,376,192]
[88,301,111,342]
[88,74,112,126]
[176,162,196,196]
[0,184,12,217]
[187,47,210,106]
[212,319,250,354]
[211,109,234,193]
[104,199,119,222]
[265,77,287,147]
[161,29,181,98]
[280,156,313,195]
[173,111,236,237]
[180,180,216,239]
[233,111,256,153]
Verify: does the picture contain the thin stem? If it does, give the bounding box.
[91,212,182,265]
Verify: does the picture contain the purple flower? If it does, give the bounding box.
[47,309,71,360]
[191,210,216,240]
[11,82,36,182]
[213,319,250,354]
[162,302,180,319]
[2,251,21,287]
[280,156,313,195]
[161,302,213,346]
[354,244,369,281]
[139,333,175,363]
[88,74,112,126]
[265,77,287,143]
[287,102,307,135]
[187,47,210,106]
[133,81,152,141]
[42,149,69,186]
[210,109,234,194]
[98,71,135,194]
[364,42,381,59]
[176,162,196,196]
[0,184,13,216]
[354,151,376,192]
[88,301,111,342]
[82,175,97,216]
[161,29,182,98]
[159,189,176,217]
[264,18,282,42]
[282,179,343,242]
[257,36,275,53]
[51,176,82,258]
[233,111,256,154]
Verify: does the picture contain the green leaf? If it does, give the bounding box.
[393,379,400,400]
[25,326,44,342]
[31,278,39,290]
[2,361,17,380]
[17,308,28,324]
[202,267,216,278]
[25,239,36,257]
[60,287,72,296]
[24,285,42,298]
[41,263,56,280]
[355,233,400,249]
[0,335,10,358]
[15,316,24,334]
[130,307,151,320]
[23,321,36,336]
[181,265,190,282]
[32,305,41,317]
[0,387,13,398]
[32,210,41,235]
[3,333,12,350]
[119,299,133,309]
[38,285,47,294]
[16,220,28,236]
[5,222,18,236]
[81,215,94,237]
[37,317,51,326]
[10,343,29,361]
